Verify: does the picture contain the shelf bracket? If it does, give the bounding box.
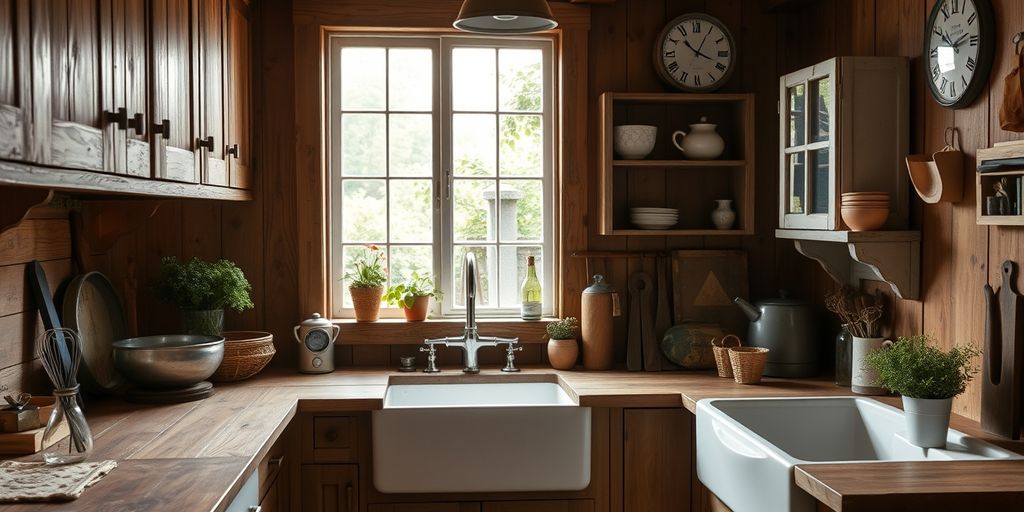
[0,187,54,236]
[792,238,921,300]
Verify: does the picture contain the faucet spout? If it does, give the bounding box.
[464,252,477,332]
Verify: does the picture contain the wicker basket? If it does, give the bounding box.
[712,335,742,378]
[211,331,276,382]
[728,346,769,384]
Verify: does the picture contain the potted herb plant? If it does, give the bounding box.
[383,272,442,322]
[864,335,981,448]
[153,257,254,336]
[345,246,387,322]
[546,317,579,370]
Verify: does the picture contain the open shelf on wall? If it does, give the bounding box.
[976,140,1024,226]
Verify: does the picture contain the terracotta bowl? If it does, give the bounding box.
[840,200,889,207]
[841,206,889,231]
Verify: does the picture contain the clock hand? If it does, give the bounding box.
[684,40,714,60]
[951,32,968,49]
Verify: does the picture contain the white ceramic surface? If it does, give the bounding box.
[696,397,1021,512]
[372,381,592,493]
[613,125,657,159]
[851,337,889,394]
[902,396,953,448]
[672,117,725,160]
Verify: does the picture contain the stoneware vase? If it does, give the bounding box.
[547,338,579,370]
[402,296,430,322]
[350,286,384,322]
[181,309,224,336]
[851,336,890,395]
[902,396,953,448]
[711,199,736,230]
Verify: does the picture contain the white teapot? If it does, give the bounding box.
[672,117,725,160]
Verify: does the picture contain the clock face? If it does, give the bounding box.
[655,14,735,92]
[924,0,993,108]
[304,329,330,353]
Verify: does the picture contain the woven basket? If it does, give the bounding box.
[350,286,384,322]
[728,346,769,384]
[712,335,742,378]
[211,331,276,382]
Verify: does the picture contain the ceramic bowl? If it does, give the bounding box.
[841,206,889,231]
[614,125,657,159]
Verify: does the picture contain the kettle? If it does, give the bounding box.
[733,292,818,377]
[294,313,340,374]
[671,116,725,160]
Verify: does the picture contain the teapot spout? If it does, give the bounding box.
[733,297,761,321]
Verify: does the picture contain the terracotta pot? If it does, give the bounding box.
[547,338,579,370]
[350,286,383,322]
[402,296,430,322]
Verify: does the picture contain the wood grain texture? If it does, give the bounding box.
[623,408,691,511]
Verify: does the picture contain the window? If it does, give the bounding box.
[327,34,555,319]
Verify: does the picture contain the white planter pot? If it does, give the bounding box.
[851,336,889,395]
[902,396,952,448]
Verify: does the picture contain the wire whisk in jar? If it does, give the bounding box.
[36,328,93,465]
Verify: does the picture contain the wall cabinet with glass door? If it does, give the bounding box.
[778,57,910,231]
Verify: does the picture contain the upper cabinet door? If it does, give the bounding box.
[0,0,36,162]
[122,0,150,177]
[151,0,199,183]
[197,0,228,186]
[226,0,251,190]
[49,0,119,172]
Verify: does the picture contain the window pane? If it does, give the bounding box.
[389,245,433,286]
[341,114,386,176]
[341,245,387,307]
[388,48,432,111]
[342,179,386,241]
[499,180,542,242]
[452,48,496,111]
[499,115,542,177]
[499,246,542,308]
[499,49,542,112]
[389,179,432,243]
[341,48,385,110]
[810,148,830,214]
[787,84,805,147]
[389,114,432,177]
[453,245,495,308]
[453,179,494,242]
[453,114,496,176]
[787,152,806,214]
[809,78,830,143]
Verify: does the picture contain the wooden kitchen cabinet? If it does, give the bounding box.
[151,0,199,183]
[0,0,43,163]
[302,464,359,512]
[225,0,252,189]
[369,504,481,512]
[258,421,294,512]
[196,0,229,186]
[622,408,692,511]
[482,500,594,512]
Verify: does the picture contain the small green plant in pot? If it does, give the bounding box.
[345,246,387,322]
[546,317,579,370]
[864,334,981,448]
[153,257,254,336]
[383,272,442,322]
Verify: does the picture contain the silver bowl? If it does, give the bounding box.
[112,335,225,389]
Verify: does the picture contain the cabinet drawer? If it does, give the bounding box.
[305,415,359,462]
[258,433,289,500]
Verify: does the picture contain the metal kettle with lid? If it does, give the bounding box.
[733,291,818,377]
[294,313,340,373]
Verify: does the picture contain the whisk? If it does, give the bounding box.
[36,328,92,457]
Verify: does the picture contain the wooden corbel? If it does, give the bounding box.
[0,187,54,236]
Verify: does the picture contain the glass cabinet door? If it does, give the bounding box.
[779,60,836,230]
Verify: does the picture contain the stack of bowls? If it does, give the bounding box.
[630,207,678,230]
[840,192,890,231]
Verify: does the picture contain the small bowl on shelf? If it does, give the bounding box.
[841,206,889,231]
[614,125,657,159]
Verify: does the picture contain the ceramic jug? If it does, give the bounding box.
[672,117,725,160]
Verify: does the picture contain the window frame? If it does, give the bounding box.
[325,32,557,320]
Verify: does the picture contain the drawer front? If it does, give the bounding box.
[306,415,359,463]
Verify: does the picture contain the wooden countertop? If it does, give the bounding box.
[2,367,1022,511]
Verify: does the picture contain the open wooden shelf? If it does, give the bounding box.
[976,141,1024,226]
[598,92,755,236]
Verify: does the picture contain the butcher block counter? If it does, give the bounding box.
[2,368,1022,512]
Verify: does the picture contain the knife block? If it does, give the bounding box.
[981,261,1024,439]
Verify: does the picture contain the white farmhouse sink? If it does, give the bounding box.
[696,397,1021,512]
[372,377,591,493]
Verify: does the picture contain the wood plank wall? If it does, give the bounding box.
[775,0,1024,424]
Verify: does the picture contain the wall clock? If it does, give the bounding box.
[655,13,736,92]
[924,0,994,109]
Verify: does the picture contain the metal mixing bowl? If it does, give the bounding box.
[112,335,225,389]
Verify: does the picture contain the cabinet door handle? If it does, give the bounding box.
[345,484,354,511]
[105,107,128,129]
[197,136,215,150]
[128,112,145,137]
[269,455,284,467]
[227,143,239,158]
[153,119,171,139]
[247,507,262,512]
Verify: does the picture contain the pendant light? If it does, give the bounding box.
[453,0,557,34]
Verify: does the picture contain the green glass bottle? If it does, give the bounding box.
[520,256,542,320]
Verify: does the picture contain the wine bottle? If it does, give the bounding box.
[520,256,542,320]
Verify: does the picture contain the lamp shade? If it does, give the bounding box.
[453,0,558,34]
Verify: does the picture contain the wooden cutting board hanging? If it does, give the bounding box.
[982,260,1024,439]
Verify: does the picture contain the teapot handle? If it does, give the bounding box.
[672,130,687,153]
[293,326,302,343]
[330,324,341,341]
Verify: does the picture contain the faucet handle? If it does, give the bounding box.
[420,343,441,373]
[501,341,522,373]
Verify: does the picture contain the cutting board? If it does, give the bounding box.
[671,250,749,336]
[982,260,1024,439]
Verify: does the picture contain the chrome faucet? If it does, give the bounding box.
[424,252,518,373]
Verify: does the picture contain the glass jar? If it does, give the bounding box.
[41,385,93,465]
[835,324,853,387]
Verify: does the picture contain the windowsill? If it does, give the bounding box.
[333,317,555,345]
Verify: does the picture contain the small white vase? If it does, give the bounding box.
[851,336,890,395]
[711,199,736,230]
[902,396,952,448]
